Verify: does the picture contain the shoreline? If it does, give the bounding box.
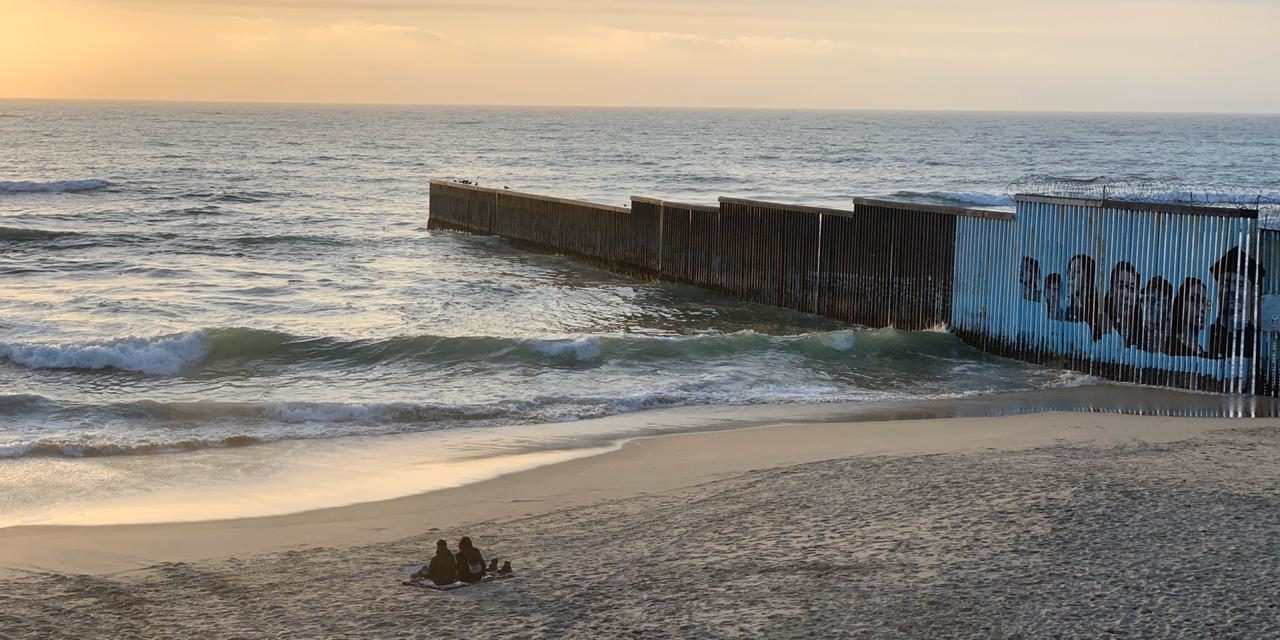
[1,383,1274,532]
[3,402,1276,577]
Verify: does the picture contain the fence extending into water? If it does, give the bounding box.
[428,179,1278,397]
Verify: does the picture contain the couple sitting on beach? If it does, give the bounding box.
[415,536,510,586]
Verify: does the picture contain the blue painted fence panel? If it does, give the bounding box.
[1255,230,1280,396]
[954,196,1260,393]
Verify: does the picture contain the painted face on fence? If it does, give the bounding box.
[1068,258,1087,303]
[1044,275,1062,316]
[1185,282,1210,332]
[1113,269,1140,320]
[1116,273,1136,313]
[1141,286,1172,343]
[1020,258,1040,302]
[1218,272,1252,330]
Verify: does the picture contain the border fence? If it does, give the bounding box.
[428,179,1278,397]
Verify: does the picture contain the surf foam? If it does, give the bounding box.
[0,327,902,374]
[887,190,1015,208]
[0,331,208,375]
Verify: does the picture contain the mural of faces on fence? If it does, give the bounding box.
[1020,246,1261,360]
[1019,256,1041,303]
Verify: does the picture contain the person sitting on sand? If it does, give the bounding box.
[412,539,457,586]
[455,536,487,583]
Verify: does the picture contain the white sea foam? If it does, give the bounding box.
[888,190,1015,208]
[0,179,112,194]
[815,330,857,351]
[522,337,603,362]
[0,331,208,375]
[0,442,37,459]
[1138,191,1280,206]
[263,402,418,424]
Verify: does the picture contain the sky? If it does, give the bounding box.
[2,0,1278,112]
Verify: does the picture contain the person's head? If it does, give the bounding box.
[436,539,449,552]
[1173,277,1210,340]
[458,536,473,551]
[1211,246,1262,330]
[1067,254,1096,304]
[1020,256,1041,301]
[1107,262,1142,328]
[1044,273,1063,315]
[1140,277,1174,341]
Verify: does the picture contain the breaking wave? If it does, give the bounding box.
[0,326,968,375]
[0,332,207,375]
[886,190,1015,208]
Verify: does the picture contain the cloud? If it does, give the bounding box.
[306,22,444,46]
[548,28,847,61]
[716,35,845,53]
[99,0,747,17]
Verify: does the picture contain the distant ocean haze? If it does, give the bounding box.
[2,102,1279,462]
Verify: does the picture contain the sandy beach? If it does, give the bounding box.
[3,409,1279,638]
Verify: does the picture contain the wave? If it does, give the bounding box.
[0,225,339,248]
[160,205,224,216]
[1168,191,1280,206]
[0,367,1091,460]
[0,435,264,459]
[0,179,111,194]
[177,190,288,204]
[0,226,81,242]
[0,393,59,415]
[886,190,1015,208]
[0,391,835,459]
[888,189,1280,210]
[0,333,207,375]
[0,327,963,375]
[0,393,663,458]
[228,234,345,247]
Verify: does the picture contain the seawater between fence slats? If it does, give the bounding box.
[427,179,1280,397]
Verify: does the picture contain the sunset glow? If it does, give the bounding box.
[3,0,1278,111]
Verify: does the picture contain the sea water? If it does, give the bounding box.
[3,102,1278,522]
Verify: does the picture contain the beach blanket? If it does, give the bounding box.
[401,565,514,591]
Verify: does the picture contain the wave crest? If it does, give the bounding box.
[0,327,957,375]
[0,332,208,375]
[886,190,1014,208]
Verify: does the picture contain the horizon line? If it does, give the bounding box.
[1,96,1278,117]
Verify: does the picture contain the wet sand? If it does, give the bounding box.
[3,408,1280,638]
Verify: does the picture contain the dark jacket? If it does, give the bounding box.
[1207,323,1254,360]
[455,546,486,583]
[427,549,458,585]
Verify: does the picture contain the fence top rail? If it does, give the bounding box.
[852,197,1015,221]
[430,179,632,214]
[717,196,857,218]
[1014,193,1259,219]
[631,196,719,213]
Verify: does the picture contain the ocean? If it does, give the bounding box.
[3,101,1279,523]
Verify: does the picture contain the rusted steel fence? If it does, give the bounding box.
[429,180,642,273]
[429,180,993,331]
[426,181,496,234]
[428,179,1274,395]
